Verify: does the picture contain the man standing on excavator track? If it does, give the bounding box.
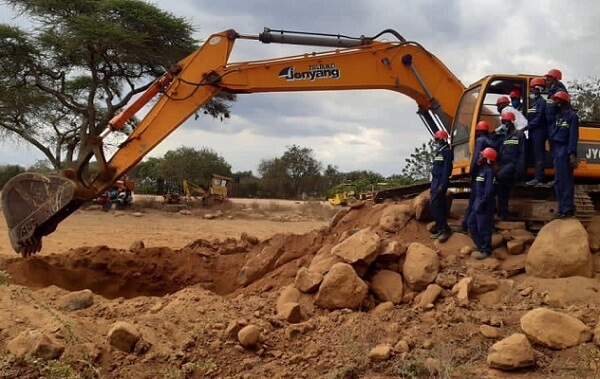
[459,121,492,234]
[429,130,454,243]
[494,112,526,221]
[469,147,498,260]
[549,91,579,219]
[524,77,548,186]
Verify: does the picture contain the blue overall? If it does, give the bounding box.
[496,132,525,220]
[430,144,453,233]
[545,82,568,158]
[467,165,496,253]
[545,83,567,127]
[461,135,490,231]
[526,95,547,181]
[549,108,579,215]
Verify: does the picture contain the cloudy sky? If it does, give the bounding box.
[1,0,599,176]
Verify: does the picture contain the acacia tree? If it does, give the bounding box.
[0,0,234,170]
[401,139,435,182]
[569,77,600,120]
[157,146,232,188]
[259,145,322,198]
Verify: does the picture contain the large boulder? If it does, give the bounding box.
[412,191,453,221]
[308,244,343,275]
[520,308,592,349]
[525,219,592,278]
[7,330,64,360]
[57,289,94,311]
[107,322,141,353]
[331,228,381,265]
[314,263,368,310]
[587,216,600,251]
[487,333,535,370]
[379,203,413,232]
[294,267,323,293]
[237,244,284,286]
[370,270,404,304]
[402,243,440,291]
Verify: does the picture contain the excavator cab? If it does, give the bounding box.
[450,75,532,176]
[206,174,232,205]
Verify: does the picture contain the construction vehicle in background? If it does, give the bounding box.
[95,178,135,209]
[327,184,358,206]
[183,179,206,199]
[183,174,232,205]
[3,27,600,256]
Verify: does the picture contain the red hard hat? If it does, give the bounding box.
[545,69,562,80]
[551,91,570,103]
[480,147,497,162]
[530,77,545,88]
[509,89,521,98]
[496,96,510,106]
[476,121,490,132]
[434,130,449,140]
[501,112,516,122]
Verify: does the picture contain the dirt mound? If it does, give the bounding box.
[1,200,600,378]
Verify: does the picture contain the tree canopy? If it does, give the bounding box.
[569,77,600,121]
[258,145,322,198]
[401,140,435,182]
[0,0,234,170]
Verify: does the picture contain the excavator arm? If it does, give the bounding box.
[1,27,464,256]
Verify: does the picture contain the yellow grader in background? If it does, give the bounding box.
[327,184,359,206]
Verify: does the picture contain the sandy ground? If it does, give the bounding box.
[0,198,332,258]
[1,197,600,378]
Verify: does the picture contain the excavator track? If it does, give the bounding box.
[373,182,431,203]
[574,187,595,227]
[373,180,470,203]
[373,180,598,229]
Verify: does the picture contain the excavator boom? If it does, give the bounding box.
[1,27,465,256]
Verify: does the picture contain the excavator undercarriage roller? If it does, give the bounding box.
[1,172,81,257]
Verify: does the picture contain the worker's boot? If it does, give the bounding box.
[472,250,491,260]
[437,228,452,243]
[525,179,539,186]
[429,230,441,239]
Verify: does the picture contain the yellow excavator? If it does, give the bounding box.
[2,27,600,256]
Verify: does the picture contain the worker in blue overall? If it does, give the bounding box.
[495,112,526,221]
[545,69,568,163]
[524,77,548,186]
[429,130,454,243]
[548,91,579,219]
[544,69,567,126]
[459,121,491,233]
[468,147,498,260]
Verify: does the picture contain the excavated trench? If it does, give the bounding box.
[0,243,247,299]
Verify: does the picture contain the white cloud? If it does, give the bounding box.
[1,0,599,176]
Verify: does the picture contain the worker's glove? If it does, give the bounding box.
[569,154,579,169]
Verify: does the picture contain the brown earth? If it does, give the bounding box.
[0,198,599,378]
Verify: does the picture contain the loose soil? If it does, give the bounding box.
[0,198,598,378]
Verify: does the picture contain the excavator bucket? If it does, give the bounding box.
[1,172,81,257]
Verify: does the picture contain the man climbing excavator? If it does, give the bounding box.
[2,27,600,257]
